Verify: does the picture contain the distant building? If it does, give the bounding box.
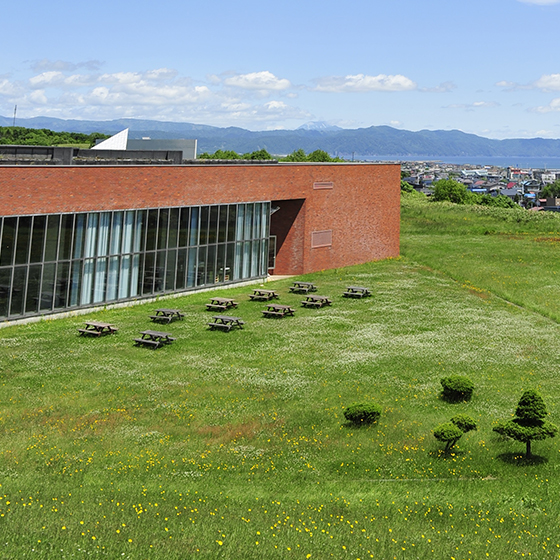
[461,169,488,179]
[94,129,198,161]
[533,170,560,185]
[126,138,197,160]
[0,148,399,323]
[507,167,533,182]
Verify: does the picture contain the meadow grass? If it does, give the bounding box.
[401,194,560,321]
[1,197,560,558]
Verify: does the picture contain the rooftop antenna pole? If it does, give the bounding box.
[12,105,17,127]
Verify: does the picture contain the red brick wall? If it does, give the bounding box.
[270,198,306,275]
[0,163,400,274]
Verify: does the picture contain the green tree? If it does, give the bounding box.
[307,149,334,162]
[401,180,416,193]
[242,149,273,160]
[279,149,343,163]
[494,390,558,457]
[541,180,560,199]
[478,193,517,208]
[432,179,469,204]
[282,149,308,162]
[198,149,241,160]
[0,126,109,147]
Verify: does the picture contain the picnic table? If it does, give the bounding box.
[134,330,176,349]
[262,303,295,318]
[301,295,332,308]
[78,321,118,337]
[208,315,245,332]
[206,297,239,311]
[343,286,372,298]
[249,288,279,301]
[289,281,317,294]
[149,308,185,323]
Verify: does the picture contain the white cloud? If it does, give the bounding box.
[31,59,102,73]
[0,79,20,96]
[144,68,178,81]
[496,80,518,90]
[63,74,99,87]
[497,74,560,91]
[223,71,291,91]
[0,65,312,129]
[421,81,457,93]
[445,101,499,110]
[265,100,288,110]
[99,72,148,85]
[473,101,498,107]
[314,73,416,92]
[530,98,560,112]
[534,73,560,91]
[534,129,556,137]
[28,90,48,104]
[518,0,560,4]
[29,71,66,87]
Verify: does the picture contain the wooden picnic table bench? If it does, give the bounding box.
[343,286,372,298]
[149,308,185,323]
[262,304,295,318]
[289,281,317,294]
[208,315,245,332]
[301,295,332,308]
[205,297,239,311]
[249,288,279,301]
[78,321,118,337]
[134,330,176,349]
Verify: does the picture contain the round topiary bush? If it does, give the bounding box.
[441,375,474,402]
[343,402,382,425]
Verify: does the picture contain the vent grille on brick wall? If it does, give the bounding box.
[311,230,333,248]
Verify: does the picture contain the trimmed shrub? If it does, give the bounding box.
[343,402,382,425]
[434,414,477,452]
[433,422,464,451]
[450,414,477,434]
[494,389,558,457]
[441,375,474,402]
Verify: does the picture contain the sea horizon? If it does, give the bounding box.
[347,155,560,169]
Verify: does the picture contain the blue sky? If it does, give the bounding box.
[2,0,560,138]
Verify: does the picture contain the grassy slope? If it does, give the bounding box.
[1,197,560,558]
[401,194,560,321]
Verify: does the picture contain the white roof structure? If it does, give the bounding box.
[91,128,129,150]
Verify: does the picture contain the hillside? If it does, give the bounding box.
[2,198,560,557]
[0,126,109,147]
[2,115,560,157]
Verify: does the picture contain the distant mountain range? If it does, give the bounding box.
[2,115,560,158]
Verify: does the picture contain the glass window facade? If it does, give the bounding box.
[0,202,270,321]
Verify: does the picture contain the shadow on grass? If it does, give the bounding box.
[497,452,548,466]
[438,392,473,404]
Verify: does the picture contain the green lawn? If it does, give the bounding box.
[2,195,560,558]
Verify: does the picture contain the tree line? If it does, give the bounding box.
[0,126,110,148]
[198,148,344,162]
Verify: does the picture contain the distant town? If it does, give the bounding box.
[400,160,560,208]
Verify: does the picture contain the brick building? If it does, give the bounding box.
[0,153,400,322]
